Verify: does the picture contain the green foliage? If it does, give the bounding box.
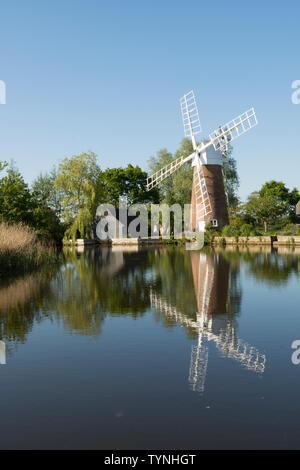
[31,205,65,242]
[204,223,217,244]
[1,149,298,248]
[212,222,261,239]
[239,224,253,237]
[204,222,217,234]
[222,145,240,207]
[221,225,240,237]
[161,237,185,246]
[172,139,194,205]
[259,180,290,200]
[279,222,298,235]
[245,251,298,285]
[244,191,288,232]
[0,167,33,225]
[148,148,176,204]
[31,169,66,242]
[0,165,64,243]
[100,164,159,206]
[32,168,63,218]
[55,152,101,240]
[0,161,8,173]
[259,180,299,222]
[229,204,245,228]
[148,139,196,206]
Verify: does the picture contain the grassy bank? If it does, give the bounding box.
[0,222,59,276]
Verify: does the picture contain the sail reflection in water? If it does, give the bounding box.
[0,341,5,365]
[150,251,266,393]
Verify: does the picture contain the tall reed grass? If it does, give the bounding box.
[0,222,58,275]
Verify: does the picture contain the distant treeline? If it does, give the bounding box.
[0,138,239,242]
[0,139,299,247]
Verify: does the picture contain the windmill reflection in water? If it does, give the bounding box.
[150,251,266,394]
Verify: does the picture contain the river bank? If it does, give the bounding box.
[211,235,300,247]
[65,235,300,249]
[0,222,59,277]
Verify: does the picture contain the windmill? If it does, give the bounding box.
[146,91,258,232]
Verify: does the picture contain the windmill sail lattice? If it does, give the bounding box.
[147,153,193,191]
[209,108,258,151]
[194,165,212,218]
[180,90,202,139]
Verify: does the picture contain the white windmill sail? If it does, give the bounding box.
[149,288,266,393]
[189,335,208,394]
[180,90,212,219]
[146,152,194,191]
[146,90,202,192]
[0,341,6,365]
[147,90,213,219]
[193,164,212,218]
[209,108,258,152]
[180,90,202,141]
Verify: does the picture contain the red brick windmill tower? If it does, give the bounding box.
[147,90,258,232]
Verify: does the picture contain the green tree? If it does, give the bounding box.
[244,191,287,232]
[0,161,8,174]
[0,167,33,224]
[123,164,159,205]
[259,180,299,222]
[222,145,240,207]
[0,165,63,242]
[31,204,64,242]
[54,152,102,240]
[31,168,66,242]
[32,168,63,218]
[148,148,175,204]
[100,164,159,206]
[148,139,194,206]
[172,139,194,205]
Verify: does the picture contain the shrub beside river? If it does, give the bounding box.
[0,222,59,276]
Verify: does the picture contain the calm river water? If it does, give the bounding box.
[0,246,300,449]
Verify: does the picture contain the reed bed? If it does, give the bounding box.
[0,274,40,313]
[0,222,58,275]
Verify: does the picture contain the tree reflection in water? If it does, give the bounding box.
[0,245,298,369]
[55,247,151,336]
[0,269,60,355]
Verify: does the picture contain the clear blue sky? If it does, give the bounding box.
[0,0,299,201]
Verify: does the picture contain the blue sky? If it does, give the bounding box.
[0,0,299,201]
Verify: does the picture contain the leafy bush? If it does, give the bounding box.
[280,223,297,234]
[221,225,239,237]
[0,222,58,275]
[239,224,252,237]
